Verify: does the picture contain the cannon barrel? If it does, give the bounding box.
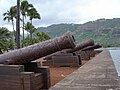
[43,50,65,60]
[0,32,75,65]
[81,43,102,51]
[43,39,94,60]
[65,39,94,53]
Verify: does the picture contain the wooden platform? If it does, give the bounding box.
[43,50,96,67]
[0,62,50,90]
[49,50,120,90]
[43,53,81,67]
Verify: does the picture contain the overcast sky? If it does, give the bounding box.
[0,0,120,31]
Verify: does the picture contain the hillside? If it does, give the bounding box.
[37,18,120,47]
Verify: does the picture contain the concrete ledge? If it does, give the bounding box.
[49,50,120,90]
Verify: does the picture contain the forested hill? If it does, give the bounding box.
[37,18,120,47]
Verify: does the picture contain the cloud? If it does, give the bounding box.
[0,0,16,26]
[79,0,120,22]
[28,0,120,26]
[1,0,120,30]
[28,0,90,26]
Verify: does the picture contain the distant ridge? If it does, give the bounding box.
[37,18,120,47]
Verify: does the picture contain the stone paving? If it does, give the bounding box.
[49,50,120,90]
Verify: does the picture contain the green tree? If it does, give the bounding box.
[25,22,36,40]
[35,32,51,42]
[3,6,17,41]
[27,7,40,41]
[20,0,33,41]
[22,31,50,46]
[27,7,41,24]
[3,0,41,48]
[0,27,14,49]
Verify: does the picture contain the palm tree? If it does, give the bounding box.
[27,7,41,24]
[20,0,33,41]
[3,6,17,40]
[0,27,12,49]
[25,22,36,40]
[35,32,51,41]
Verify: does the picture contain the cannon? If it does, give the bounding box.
[43,39,94,60]
[81,43,102,51]
[77,43,102,58]
[65,39,94,53]
[0,32,75,65]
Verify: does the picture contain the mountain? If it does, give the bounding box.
[37,24,79,37]
[37,18,120,47]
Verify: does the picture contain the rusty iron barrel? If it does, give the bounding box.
[65,39,94,53]
[81,43,102,51]
[0,32,75,65]
[43,39,94,60]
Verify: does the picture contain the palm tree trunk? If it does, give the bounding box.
[12,20,15,49]
[12,20,15,32]
[22,16,25,41]
[31,19,32,25]
[27,31,29,38]
[30,31,32,40]
[30,20,33,40]
[21,16,25,48]
[12,20,15,40]
[16,0,20,49]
